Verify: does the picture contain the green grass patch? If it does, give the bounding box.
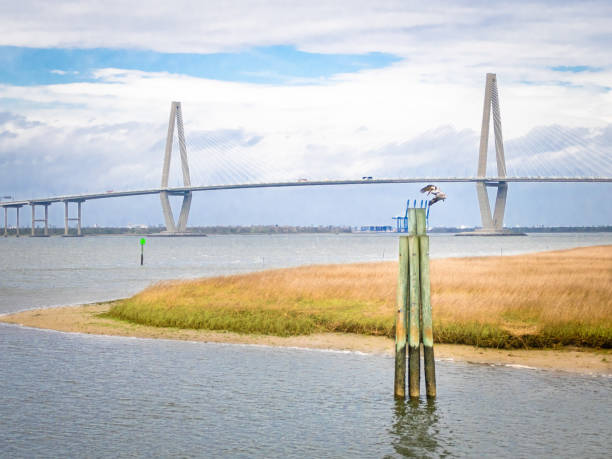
[104,248,612,349]
[106,299,612,349]
[106,299,393,338]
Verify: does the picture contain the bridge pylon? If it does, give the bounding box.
[467,73,524,236]
[159,101,193,234]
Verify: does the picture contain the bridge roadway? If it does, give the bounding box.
[2,176,611,207]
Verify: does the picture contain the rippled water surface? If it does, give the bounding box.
[1,326,611,458]
[1,233,611,457]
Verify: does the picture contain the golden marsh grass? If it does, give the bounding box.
[106,245,612,348]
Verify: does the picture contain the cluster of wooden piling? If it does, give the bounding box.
[395,208,436,399]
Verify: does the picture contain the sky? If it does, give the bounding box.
[0,0,611,228]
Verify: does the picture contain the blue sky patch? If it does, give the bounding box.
[0,45,401,86]
[551,65,601,73]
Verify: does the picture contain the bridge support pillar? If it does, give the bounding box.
[2,205,25,237]
[159,101,193,235]
[459,73,523,236]
[77,201,82,236]
[63,201,83,237]
[44,204,49,236]
[64,201,69,236]
[160,191,177,233]
[476,182,494,230]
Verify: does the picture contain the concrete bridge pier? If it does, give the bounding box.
[0,206,20,236]
[157,101,195,236]
[78,201,82,236]
[63,200,83,237]
[45,204,49,236]
[31,203,50,237]
[458,73,524,236]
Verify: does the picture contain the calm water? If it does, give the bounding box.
[1,233,611,457]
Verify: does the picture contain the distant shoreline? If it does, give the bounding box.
[1,224,611,237]
[1,304,610,375]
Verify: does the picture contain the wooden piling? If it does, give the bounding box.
[407,209,421,398]
[416,209,436,398]
[417,209,437,398]
[394,236,409,398]
[395,207,436,399]
[419,235,436,398]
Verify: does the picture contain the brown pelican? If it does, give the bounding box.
[420,184,440,196]
[429,192,447,206]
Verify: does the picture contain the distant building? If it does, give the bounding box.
[358,225,394,232]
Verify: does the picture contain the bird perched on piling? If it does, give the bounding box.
[420,184,447,206]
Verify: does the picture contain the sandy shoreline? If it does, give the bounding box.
[2,303,610,375]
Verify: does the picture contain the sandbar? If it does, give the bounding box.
[2,303,610,375]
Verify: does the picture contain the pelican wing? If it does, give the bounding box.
[420,184,439,195]
[429,193,447,206]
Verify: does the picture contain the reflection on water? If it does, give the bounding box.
[388,398,447,458]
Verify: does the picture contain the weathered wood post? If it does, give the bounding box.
[394,205,436,399]
[407,208,421,398]
[417,210,436,398]
[394,237,409,398]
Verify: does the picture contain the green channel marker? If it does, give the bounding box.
[140,238,146,265]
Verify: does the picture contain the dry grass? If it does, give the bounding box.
[106,245,612,348]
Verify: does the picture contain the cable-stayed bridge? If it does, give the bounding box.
[1,73,611,236]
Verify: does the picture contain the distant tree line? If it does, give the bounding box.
[2,225,611,236]
[188,225,353,234]
[429,226,612,233]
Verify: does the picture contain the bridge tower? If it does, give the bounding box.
[160,101,193,234]
[472,73,519,235]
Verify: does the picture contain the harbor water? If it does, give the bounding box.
[1,233,611,457]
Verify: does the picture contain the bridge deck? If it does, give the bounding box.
[1,176,611,206]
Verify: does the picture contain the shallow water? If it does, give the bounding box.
[1,326,610,458]
[1,233,611,457]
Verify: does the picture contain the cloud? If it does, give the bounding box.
[0,1,608,59]
[0,131,17,140]
[0,1,610,227]
[0,111,42,128]
[49,69,79,76]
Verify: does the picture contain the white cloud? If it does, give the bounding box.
[1,1,611,75]
[50,69,79,75]
[0,1,611,226]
